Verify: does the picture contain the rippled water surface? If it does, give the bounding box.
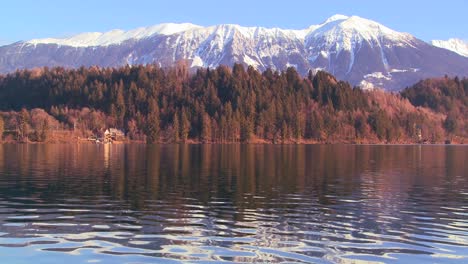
[0,144,467,263]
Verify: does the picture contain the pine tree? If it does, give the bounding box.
[115,83,126,128]
[180,109,190,142]
[354,113,367,138]
[201,112,211,143]
[444,112,458,135]
[368,110,391,141]
[19,108,30,142]
[281,121,289,141]
[0,115,4,142]
[146,99,160,143]
[172,112,180,143]
[293,113,305,139]
[39,119,50,142]
[240,117,253,142]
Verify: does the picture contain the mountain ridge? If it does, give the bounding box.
[431,38,468,57]
[22,15,412,48]
[1,14,467,91]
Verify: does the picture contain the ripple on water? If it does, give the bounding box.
[0,144,467,263]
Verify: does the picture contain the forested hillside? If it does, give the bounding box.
[0,64,465,143]
[401,77,467,138]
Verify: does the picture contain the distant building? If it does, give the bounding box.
[417,127,422,141]
[104,128,125,143]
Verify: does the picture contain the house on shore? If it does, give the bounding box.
[104,128,125,143]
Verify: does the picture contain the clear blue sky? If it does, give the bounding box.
[1,0,467,46]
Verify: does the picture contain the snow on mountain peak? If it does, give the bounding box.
[323,14,350,24]
[306,15,413,54]
[326,15,409,41]
[24,15,415,50]
[431,38,468,57]
[27,23,202,47]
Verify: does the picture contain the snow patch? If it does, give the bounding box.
[431,38,468,57]
[243,55,260,67]
[389,68,418,73]
[359,80,375,90]
[320,51,329,58]
[286,62,298,69]
[310,67,326,75]
[346,40,356,74]
[364,72,391,80]
[378,41,389,71]
[191,56,204,67]
[390,68,408,73]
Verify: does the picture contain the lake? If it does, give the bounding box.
[0,144,466,263]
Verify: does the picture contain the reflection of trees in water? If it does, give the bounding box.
[0,145,465,222]
[0,145,466,206]
[0,144,466,260]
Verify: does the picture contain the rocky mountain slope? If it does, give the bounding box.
[1,15,467,91]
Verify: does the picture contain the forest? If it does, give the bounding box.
[0,63,466,144]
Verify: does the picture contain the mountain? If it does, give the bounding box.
[431,38,468,57]
[1,15,467,91]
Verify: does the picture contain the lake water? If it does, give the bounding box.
[0,144,466,263]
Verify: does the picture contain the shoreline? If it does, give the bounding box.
[1,140,465,146]
[2,133,465,145]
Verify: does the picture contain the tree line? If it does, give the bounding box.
[401,76,467,137]
[0,63,465,143]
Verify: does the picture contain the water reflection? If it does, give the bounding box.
[0,144,467,263]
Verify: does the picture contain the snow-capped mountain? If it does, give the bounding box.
[26,23,202,47]
[431,38,468,57]
[1,15,467,91]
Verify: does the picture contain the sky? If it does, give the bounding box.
[1,0,467,46]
